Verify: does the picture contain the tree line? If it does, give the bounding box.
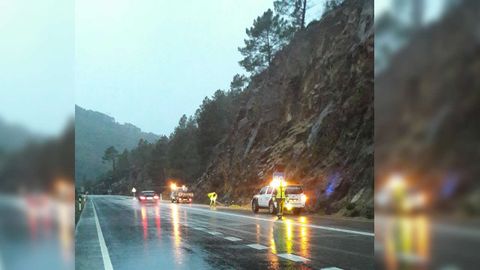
[95,88,242,192]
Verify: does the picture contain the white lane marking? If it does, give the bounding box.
[92,201,114,270]
[193,227,206,231]
[277,253,310,263]
[224,236,242,242]
[171,204,374,237]
[321,267,343,270]
[208,231,223,236]
[246,244,269,250]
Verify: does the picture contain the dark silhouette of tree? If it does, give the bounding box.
[102,146,118,172]
[117,149,130,175]
[274,0,308,30]
[167,115,201,184]
[147,136,168,183]
[324,0,343,15]
[230,74,249,93]
[238,9,290,75]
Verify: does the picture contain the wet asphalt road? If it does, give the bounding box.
[75,195,374,270]
[375,214,480,270]
[0,195,74,270]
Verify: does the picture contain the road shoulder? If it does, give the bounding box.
[75,198,108,270]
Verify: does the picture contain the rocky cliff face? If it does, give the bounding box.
[375,1,480,213]
[194,0,373,217]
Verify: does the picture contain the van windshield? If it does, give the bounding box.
[285,186,303,194]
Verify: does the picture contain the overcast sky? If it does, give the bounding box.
[0,0,74,136]
[0,0,330,136]
[75,0,277,135]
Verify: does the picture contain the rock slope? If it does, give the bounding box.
[194,0,373,217]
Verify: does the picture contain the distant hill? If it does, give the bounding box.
[0,117,36,153]
[75,105,160,182]
[0,123,74,192]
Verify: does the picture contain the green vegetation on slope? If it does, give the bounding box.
[75,105,159,182]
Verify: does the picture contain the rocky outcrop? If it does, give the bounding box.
[193,0,373,217]
[375,1,480,214]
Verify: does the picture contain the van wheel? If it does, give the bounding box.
[293,208,301,215]
[269,201,277,215]
[252,200,259,213]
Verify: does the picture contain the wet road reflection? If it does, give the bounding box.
[171,204,181,248]
[141,206,148,240]
[300,223,309,258]
[285,219,293,253]
[155,205,161,239]
[377,214,431,270]
[77,196,374,270]
[0,196,74,270]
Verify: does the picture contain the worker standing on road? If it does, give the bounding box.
[78,195,83,211]
[275,180,286,219]
[208,192,217,208]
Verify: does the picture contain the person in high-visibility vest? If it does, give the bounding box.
[208,192,217,208]
[78,196,83,211]
[275,181,286,219]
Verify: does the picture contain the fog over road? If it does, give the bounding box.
[75,195,374,270]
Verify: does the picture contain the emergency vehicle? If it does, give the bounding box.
[170,185,194,203]
[251,184,306,215]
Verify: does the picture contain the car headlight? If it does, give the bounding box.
[301,194,307,203]
[286,203,293,211]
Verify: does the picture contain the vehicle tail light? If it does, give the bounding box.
[154,195,159,199]
[139,196,146,200]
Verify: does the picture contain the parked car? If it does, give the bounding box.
[251,185,306,215]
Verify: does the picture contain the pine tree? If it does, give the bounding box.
[324,0,343,15]
[238,9,290,75]
[147,136,168,183]
[102,146,118,171]
[274,0,308,30]
[230,74,249,92]
[117,149,130,175]
[167,115,201,183]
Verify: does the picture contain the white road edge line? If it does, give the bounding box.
[172,204,374,237]
[92,201,114,270]
[320,267,343,270]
